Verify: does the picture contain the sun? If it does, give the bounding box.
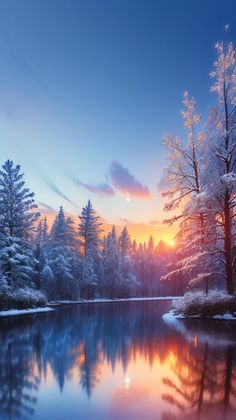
[167,239,176,247]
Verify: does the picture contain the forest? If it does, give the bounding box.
[1,30,236,313]
[0,160,176,310]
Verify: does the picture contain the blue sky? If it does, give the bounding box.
[0,0,236,233]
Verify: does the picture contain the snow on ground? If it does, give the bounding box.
[0,307,54,317]
[55,296,179,305]
[213,313,236,320]
[163,311,236,347]
[163,310,236,322]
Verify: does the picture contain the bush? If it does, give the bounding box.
[172,290,236,317]
[0,285,47,310]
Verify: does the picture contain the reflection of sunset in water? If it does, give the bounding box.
[1,302,236,419]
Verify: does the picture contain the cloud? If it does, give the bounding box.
[109,160,151,200]
[0,28,54,100]
[43,177,78,208]
[72,177,115,197]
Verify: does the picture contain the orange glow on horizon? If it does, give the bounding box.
[38,207,178,245]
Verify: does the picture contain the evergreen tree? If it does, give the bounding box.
[0,160,40,291]
[119,226,130,258]
[78,200,103,298]
[33,218,49,289]
[78,199,103,257]
[103,226,119,297]
[48,207,79,300]
[117,227,138,297]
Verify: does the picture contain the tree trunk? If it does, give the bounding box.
[224,196,234,294]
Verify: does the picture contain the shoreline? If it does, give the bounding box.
[49,296,179,306]
[0,296,178,317]
[163,310,236,323]
[0,307,54,318]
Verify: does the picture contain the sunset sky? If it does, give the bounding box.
[1,0,236,243]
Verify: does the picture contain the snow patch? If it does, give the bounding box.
[163,310,236,347]
[0,307,54,317]
[55,296,179,305]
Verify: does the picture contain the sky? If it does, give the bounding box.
[0,0,236,243]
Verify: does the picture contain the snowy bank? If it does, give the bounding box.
[50,296,179,305]
[171,290,236,318]
[0,286,47,311]
[163,310,236,347]
[0,307,54,317]
[163,310,236,323]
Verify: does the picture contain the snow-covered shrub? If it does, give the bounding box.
[0,286,47,310]
[172,290,236,317]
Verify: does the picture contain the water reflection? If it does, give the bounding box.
[0,302,236,419]
[162,318,236,420]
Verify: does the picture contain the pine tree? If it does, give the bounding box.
[117,227,138,297]
[103,226,119,297]
[33,218,49,289]
[48,207,79,300]
[0,160,40,291]
[41,265,55,302]
[78,200,103,299]
[119,226,130,259]
[78,199,103,257]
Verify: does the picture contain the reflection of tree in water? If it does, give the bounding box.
[79,343,101,397]
[162,324,236,420]
[0,301,180,408]
[0,322,40,419]
[78,307,101,397]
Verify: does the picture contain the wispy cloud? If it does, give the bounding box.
[0,27,54,99]
[72,177,115,197]
[43,177,78,208]
[109,160,151,200]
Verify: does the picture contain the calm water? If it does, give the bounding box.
[1,301,236,420]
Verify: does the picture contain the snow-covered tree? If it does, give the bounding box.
[205,33,236,294]
[118,226,130,258]
[103,225,120,297]
[81,256,98,299]
[78,199,103,257]
[78,200,103,298]
[161,30,236,299]
[41,264,55,301]
[48,207,79,300]
[33,217,49,289]
[161,93,214,292]
[117,227,138,297]
[0,160,40,292]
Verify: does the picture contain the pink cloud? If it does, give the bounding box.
[109,160,151,200]
[73,178,115,197]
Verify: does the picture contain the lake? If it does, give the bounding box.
[0,300,236,420]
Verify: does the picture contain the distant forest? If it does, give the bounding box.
[0,160,176,309]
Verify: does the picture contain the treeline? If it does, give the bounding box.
[0,160,174,309]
